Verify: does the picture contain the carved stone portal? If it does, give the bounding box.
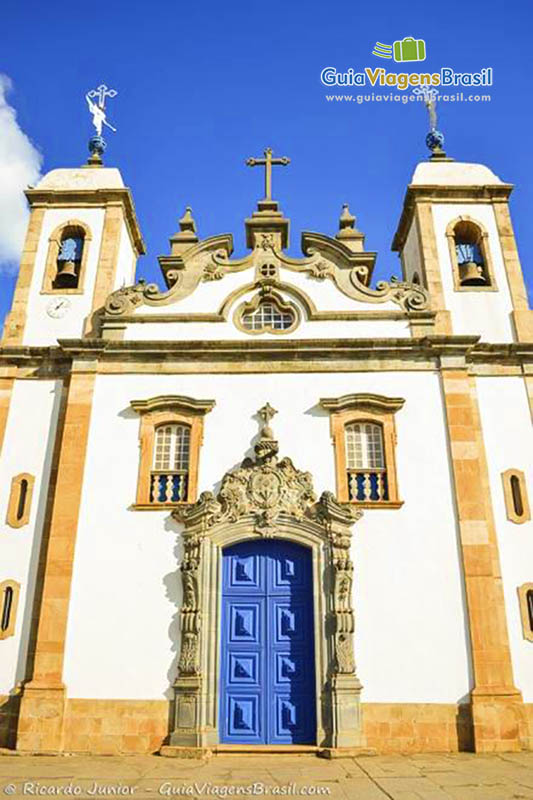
[169,407,365,751]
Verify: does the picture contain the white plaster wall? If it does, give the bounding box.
[63,371,471,703]
[23,208,105,346]
[114,220,137,290]
[475,377,533,701]
[123,318,411,341]
[431,204,514,342]
[0,379,62,693]
[124,283,409,341]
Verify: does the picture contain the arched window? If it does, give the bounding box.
[131,395,215,509]
[345,421,388,502]
[242,301,294,332]
[0,580,20,640]
[447,218,495,289]
[54,227,85,289]
[151,424,191,503]
[320,394,404,507]
[42,220,92,294]
[235,290,300,335]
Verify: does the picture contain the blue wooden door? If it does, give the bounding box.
[220,539,316,744]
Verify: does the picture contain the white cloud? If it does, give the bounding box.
[0,75,42,272]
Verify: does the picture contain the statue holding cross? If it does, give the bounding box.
[86,83,118,137]
[246,148,290,201]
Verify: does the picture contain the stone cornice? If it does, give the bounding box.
[25,187,146,256]
[392,183,514,252]
[130,395,215,416]
[320,393,405,414]
[0,337,532,373]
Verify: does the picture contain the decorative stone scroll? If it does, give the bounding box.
[102,222,429,319]
[104,279,160,316]
[169,406,365,752]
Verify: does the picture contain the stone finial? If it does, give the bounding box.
[87,135,106,167]
[179,206,197,234]
[169,206,199,253]
[335,204,365,252]
[338,203,356,232]
[255,403,279,462]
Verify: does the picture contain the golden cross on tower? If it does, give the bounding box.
[246,148,290,201]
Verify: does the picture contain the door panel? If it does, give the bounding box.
[220,539,316,744]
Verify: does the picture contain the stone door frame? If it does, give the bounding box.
[168,414,365,752]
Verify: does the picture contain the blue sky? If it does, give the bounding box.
[1,0,532,331]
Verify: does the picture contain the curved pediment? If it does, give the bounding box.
[104,238,429,319]
[101,200,430,340]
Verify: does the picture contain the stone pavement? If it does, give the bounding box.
[0,752,533,799]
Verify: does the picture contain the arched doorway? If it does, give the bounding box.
[220,539,316,744]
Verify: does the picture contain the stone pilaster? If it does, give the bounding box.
[2,207,46,345]
[17,359,98,753]
[0,374,14,455]
[84,203,123,335]
[440,367,523,752]
[415,203,452,335]
[492,200,533,343]
[523,369,533,424]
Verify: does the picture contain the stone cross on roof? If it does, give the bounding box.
[246,148,290,201]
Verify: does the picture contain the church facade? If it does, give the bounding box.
[0,142,532,756]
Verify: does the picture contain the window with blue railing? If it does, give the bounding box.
[320,393,404,509]
[151,424,191,504]
[130,395,215,509]
[345,422,388,502]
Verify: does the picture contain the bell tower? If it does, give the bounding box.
[2,101,145,346]
[392,109,532,343]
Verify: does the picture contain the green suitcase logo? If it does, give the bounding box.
[393,37,426,62]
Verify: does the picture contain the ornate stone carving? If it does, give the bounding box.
[101,222,429,320]
[370,276,429,312]
[202,261,225,281]
[177,536,201,677]
[176,407,317,536]
[104,279,160,316]
[170,407,364,750]
[308,259,334,281]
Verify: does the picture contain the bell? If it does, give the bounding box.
[54,260,79,289]
[459,260,486,287]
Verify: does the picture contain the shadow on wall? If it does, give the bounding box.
[15,380,65,687]
[456,703,474,751]
[163,513,183,706]
[210,409,267,496]
[0,694,21,749]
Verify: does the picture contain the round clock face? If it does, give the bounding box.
[46,297,71,319]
